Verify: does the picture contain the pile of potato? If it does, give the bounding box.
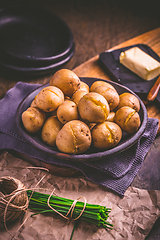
[22,69,141,155]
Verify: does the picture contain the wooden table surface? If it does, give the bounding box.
[0,10,160,238]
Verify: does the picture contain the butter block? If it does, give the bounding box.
[119,47,160,80]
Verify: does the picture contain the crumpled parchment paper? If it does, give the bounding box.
[0,151,160,240]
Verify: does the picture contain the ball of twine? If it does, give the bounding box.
[0,176,28,223]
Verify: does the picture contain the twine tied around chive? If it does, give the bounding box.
[47,191,87,240]
[47,189,87,223]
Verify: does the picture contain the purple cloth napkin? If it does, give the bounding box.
[0,82,159,195]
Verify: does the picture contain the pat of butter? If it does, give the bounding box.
[119,47,160,80]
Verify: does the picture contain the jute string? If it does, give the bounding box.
[0,166,87,239]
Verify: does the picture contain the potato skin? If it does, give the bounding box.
[35,86,64,112]
[78,92,110,123]
[106,112,115,122]
[114,106,141,134]
[22,107,46,133]
[92,121,122,149]
[92,85,119,111]
[71,81,89,105]
[50,69,81,97]
[41,116,62,147]
[78,81,89,92]
[117,92,140,112]
[56,120,92,154]
[30,98,37,108]
[72,90,87,105]
[57,100,79,124]
[90,81,115,92]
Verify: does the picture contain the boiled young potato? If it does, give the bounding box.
[114,106,141,134]
[117,92,140,112]
[72,90,88,105]
[90,80,115,92]
[78,81,90,92]
[57,100,79,124]
[92,121,122,149]
[50,69,81,97]
[41,116,62,147]
[56,120,92,154]
[35,86,64,112]
[78,92,110,123]
[22,107,46,133]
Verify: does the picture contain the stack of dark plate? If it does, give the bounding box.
[0,5,75,75]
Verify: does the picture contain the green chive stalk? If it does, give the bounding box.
[27,190,113,230]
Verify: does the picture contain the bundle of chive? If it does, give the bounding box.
[27,190,113,239]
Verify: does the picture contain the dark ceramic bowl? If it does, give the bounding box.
[16,77,148,162]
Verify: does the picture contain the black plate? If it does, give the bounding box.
[0,5,74,71]
[15,77,148,162]
[0,44,75,75]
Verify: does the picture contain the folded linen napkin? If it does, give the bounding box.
[0,82,159,195]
